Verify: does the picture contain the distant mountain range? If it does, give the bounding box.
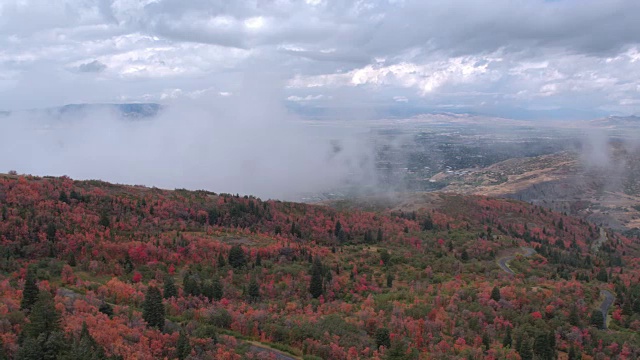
[588,115,640,128]
[0,103,162,119]
[1,102,637,124]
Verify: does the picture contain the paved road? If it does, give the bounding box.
[591,228,608,252]
[497,247,536,275]
[245,341,301,360]
[497,250,616,331]
[599,289,615,330]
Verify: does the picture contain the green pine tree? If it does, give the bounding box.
[386,273,394,288]
[374,328,391,349]
[23,291,61,339]
[15,337,44,360]
[502,327,512,348]
[21,268,39,311]
[518,338,533,360]
[0,337,7,360]
[61,322,106,360]
[18,292,67,360]
[183,272,201,297]
[590,309,604,329]
[142,286,165,330]
[482,332,491,351]
[309,257,324,299]
[491,286,501,302]
[568,305,580,326]
[247,279,260,302]
[533,333,552,360]
[163,276,177,299]
[217,252,226,267]
[255,253,262,266]
[380,249,391,266]
[596,267,608,282]
[175,331,191,360]
[98,303,113,317]
[228,245,246,268]
[211,278,223,301]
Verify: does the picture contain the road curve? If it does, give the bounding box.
[497,250,615,331]
[599,290,615,330]
[497,247,536,275]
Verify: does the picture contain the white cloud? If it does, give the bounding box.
[0,0,639,115]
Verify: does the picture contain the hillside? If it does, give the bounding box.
[434,146,640,232]
[0,174,639,359]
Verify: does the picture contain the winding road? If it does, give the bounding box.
[497,247,536,275]
[599,289,615,330]
[497,248,616,330]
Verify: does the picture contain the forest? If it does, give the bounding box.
[0,173,639,359]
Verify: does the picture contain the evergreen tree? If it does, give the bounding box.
[634,299,640,314]
[568,305,580,326]
[533,333,553,360]
[15,337,44,360]
[228,245,246,269]
[255,253,262,267]
[122,254,134,274]
[247,279,260,302]
[309,257,324,299]
[461,249,470,261]
[183,272,201,297]
[202,281,214,301]
[568,346,582,360]
[68,253,77,267]
[21,267,39,311]
[502,327,512,348]
[491,286,501,302]
[217,252,226,267]
[142,286,165,330]
[163,276,177,299]
[374,328,391,349]
[386,273,394,288]
[98,303,113,317]
[18,292,66,360]
[422,217,434,231]
[58,191,69,204]
[211,278,223,301]
[175,331,191,360]
[377,228,383,243]
[482,332,491,351]
[385,339,410,360]
[0,338,6,360]
[596,267,608,282]
[518,338,533,360]
[62,322,106,360]
[23,291,60,339]
[590,309,604,329]
[380,249,391,266]
[98,212,110,228]
[46,223,57,242]
[334,221,342,237]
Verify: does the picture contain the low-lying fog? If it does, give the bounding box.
[0,83,379,200]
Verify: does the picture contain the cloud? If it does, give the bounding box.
[0,0,639,115]
[77,60,107,73]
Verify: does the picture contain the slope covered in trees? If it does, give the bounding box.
[0,174,639,359]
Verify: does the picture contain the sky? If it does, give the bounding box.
[1,0,640,117]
